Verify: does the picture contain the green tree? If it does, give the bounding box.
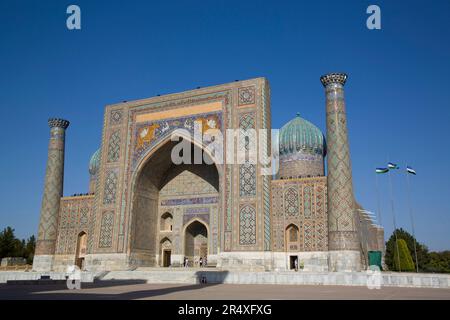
[15,239,25,257]
[0,227,36,264]
[24,235,36,264]
[0,227,18,259]
[424,251,450,273]
[385,228,429,271]
[393,239,415,272]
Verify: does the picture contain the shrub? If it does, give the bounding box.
[393,239,415,272]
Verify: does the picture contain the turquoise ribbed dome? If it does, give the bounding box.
[89,149,101,176]
[279,114,326,156]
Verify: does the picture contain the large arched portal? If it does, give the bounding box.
[130,138,219,267]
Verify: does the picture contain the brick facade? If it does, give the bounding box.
[35,76,384,272]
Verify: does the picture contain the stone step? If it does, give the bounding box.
[7,279,68,285]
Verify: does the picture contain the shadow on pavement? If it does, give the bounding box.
[0,270,230,300]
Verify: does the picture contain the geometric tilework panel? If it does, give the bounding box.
[239,205,256,245]
[284,187,299,216]
[304,221,313,250]
[315,185,326,217]
[107,130,121,163]
[270,187,283,251]
[239,113,255,132]
[238,87,256,106]
[239,113,257,197]
[315,221,327,250]
[38,147,64,242]
[326,92,355,233]
[239,163,256,196]
[110,110,123,125]
[303,185,312,218]
[79,206,89,226]
[55,196,93,255]
[103,170,118,205]
[239,113,255,154]
[270,177,328,252]
[99,211,114,248]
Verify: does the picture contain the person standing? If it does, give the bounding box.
[199,257,203,268]
[294,257,298,271]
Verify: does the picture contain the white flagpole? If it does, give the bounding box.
[388,159,402,272]
[375,172,383,227]
[374,171,385,258]
[406,164,419,273]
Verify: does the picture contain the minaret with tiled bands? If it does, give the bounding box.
[320,73,361,271]
[33,118,70,271]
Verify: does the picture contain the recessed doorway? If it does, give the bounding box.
[75,231,87,270]
[289,255,298,270]
[163,250,171,267]
[184,220,208,267]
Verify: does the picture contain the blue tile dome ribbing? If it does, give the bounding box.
[279,113,326,156]
[89,148,101,176]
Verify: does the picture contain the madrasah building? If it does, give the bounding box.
[33,73,384,273]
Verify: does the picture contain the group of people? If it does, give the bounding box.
[183,256,207,268]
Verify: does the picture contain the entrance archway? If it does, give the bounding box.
[160,237,172,267]
[160,212,173,232]
[75,231,87,270]
[130,136,219,267]
[184,220,208,267]
[285,224,299,270]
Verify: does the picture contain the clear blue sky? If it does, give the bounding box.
[1,0,449,251]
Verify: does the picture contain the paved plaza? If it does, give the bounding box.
[1,281,449,300]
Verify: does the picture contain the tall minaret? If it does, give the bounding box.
[33,118,70,271]
[320,73,361,272]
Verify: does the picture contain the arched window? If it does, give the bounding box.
[160,212,173,232]
[289,226,298,242]
[285,224,299,251]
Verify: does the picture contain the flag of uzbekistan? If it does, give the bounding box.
[387,162,400,169]
[406,166,417,175]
